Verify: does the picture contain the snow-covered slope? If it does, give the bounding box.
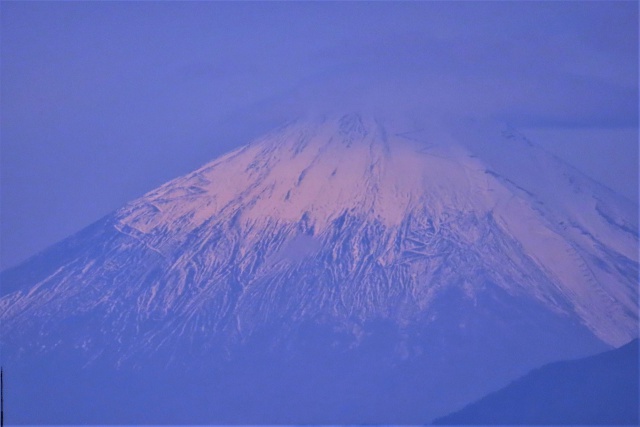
[1,113,637,423]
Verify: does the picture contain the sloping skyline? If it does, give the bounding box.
[1,1,637,269]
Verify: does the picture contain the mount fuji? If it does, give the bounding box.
[1,113,637,424]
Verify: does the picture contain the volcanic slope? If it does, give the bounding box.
[1,114,637,424]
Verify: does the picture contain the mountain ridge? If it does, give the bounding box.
[433,338,640,425]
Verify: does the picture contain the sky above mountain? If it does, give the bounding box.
[1,1,638,270]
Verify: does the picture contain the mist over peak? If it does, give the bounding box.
[2,3,637,424]
[260,39,637,131]
[3,1,637,270]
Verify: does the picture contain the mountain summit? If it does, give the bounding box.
[1,114,638,424]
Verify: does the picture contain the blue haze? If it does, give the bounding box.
[1,1,637,269]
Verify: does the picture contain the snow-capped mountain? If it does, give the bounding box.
[1,113,637,424]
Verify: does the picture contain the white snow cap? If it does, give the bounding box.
[116,113,637,346]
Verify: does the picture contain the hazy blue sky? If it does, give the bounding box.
[1,1,638,269]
